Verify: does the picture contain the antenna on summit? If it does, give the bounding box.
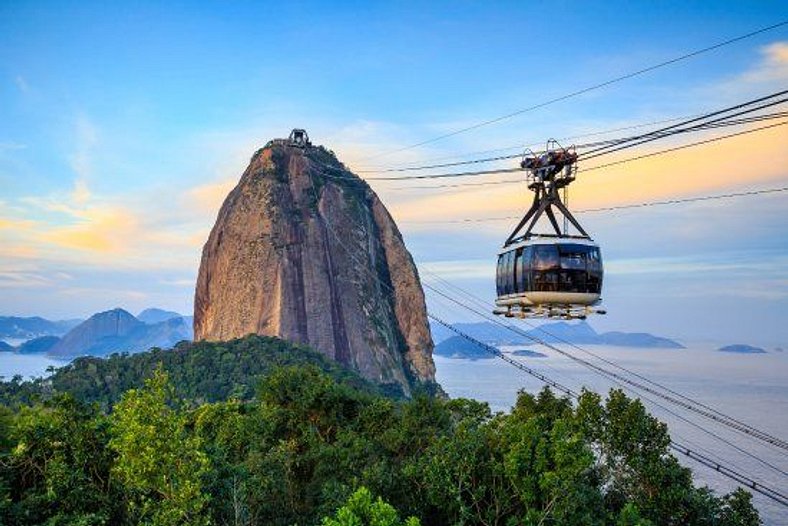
[288,128,311,148]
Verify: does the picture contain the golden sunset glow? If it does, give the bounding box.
[385,123,788,225]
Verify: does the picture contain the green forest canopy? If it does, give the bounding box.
[0,335,761,525]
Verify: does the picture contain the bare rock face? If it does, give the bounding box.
[194,141,437,395]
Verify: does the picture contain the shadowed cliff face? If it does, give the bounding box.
[194,142,436,395]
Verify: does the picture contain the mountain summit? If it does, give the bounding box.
[194,135,437,395]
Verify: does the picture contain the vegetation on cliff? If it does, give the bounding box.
[0,337,760,525]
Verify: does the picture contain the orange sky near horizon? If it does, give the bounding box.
[382,122,788,228]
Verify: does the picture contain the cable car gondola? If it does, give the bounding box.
[494,140,605,319]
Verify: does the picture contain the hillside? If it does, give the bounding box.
[48,308,192,358]
[0,334,390,409]
[17,335,60,354]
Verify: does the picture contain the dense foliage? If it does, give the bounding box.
[0,335,394,409]
[0,343,760,525]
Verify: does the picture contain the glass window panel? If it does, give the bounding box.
[496,254,503,296]
[533,245,559,270]
[506,251,515,294]
[514,249,521,293]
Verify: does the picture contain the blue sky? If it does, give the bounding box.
[1,1,787,345]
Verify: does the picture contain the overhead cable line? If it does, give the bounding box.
[354,113,708,171]
[360,20,788,161]
[397,186,788,224]
[586,120,787,172]
[424,271,788,479]
[428,313,788,507]
[359,119,787,181]
[301,149,788,504]
[378,110,788,189]
[422,281,788,452]
[317,105,787,185]
[577,91,788,161]
[356,99,787,175]
[374,110,788,188]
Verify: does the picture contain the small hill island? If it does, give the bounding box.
[717,344,767,354]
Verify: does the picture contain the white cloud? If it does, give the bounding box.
[419,259,493,280]
[605,253,788,276]
[159,278,195,287]
[0,271,52,289]
[13,75,29,94]
[0,142,27,152]
[66,114,100,206]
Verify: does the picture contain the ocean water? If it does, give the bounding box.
[435,344,788,525]
[0,353,67,380]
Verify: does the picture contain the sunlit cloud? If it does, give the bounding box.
[186,178,236,215]
[419,259,493,280]
[70,179,92,206]
[159,278,195,287]
[329,120,446,170]
[40,205,140,253]
[58,286,148,301]
[0,271,52,289]
[0,217,37,230]
[606,253,788,276]
[67,114,100,205]
[737,40,788,85]
[383,121,788,225]
[0,245,39,259]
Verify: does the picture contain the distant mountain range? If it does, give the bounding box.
[0,308,193,358]
[430,320,685,349]
[0,316,81,343]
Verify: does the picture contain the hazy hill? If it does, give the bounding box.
[0,341,13,352]
[718,344,766,354]
[48,308,143,357]
[434,335,495,360]
[137,308,183,324]
[48,308,191,358]
[0,316,81,342]
[17,335,60,354]
[435,336,547,360]
[431,320,684,349]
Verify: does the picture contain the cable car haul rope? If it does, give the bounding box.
[292,78,788,509]
[428,314,788,507]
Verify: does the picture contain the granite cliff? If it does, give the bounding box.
[194,137,437,395]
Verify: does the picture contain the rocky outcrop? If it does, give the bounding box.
[194,140,437,395]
